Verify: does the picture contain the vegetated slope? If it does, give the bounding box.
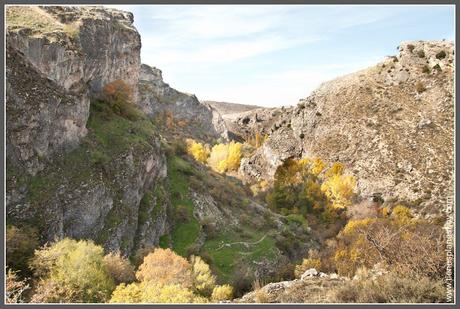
[157,149,315,293]
[6,5,315,296]
[237,41,454,216]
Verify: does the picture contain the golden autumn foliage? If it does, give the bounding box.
[109,249,222,304]
[207,141,243,173]
[267,157,353,220]
[136,248,192,288]
[190,255,216,296]
[330,215,446,278]
[391,205,413,224]
[211,285,234,302]
[325,162,345,178]
[185,139,210,164]
[110,282,202,303]
[29,238,115,303]
[320,174,356,209]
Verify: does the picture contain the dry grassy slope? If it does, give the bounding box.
[239,41,454,216]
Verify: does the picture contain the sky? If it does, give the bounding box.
[106,5,454,107]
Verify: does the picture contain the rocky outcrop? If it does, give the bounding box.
[238,40,454,215]
[138,64,228,142]
[234,275,347,303]
[6,6,141,175]
[6,6,168,255]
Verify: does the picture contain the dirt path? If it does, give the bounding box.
[215,234,268,251]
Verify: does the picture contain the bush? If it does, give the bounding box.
[110,282,200,303]
[190,255,216,296]
[407,44,415,52]
[295,258,322,278]
[416,50,425,58]
[136,248,191,287]
[435,50,447,59]
[5,268,30,303]
[422,65,431,74]
[328,272,446,303]
[333,216,446,279]
[29,238,115,303]
[211,284,234,302]
[6,225,39,273]
[103,252,135,285]
[286,214,309,230]
[415,81,426,93]
[101,80,141,121]
[175,205,190,222]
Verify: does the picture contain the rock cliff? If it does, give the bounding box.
[6,5,141,175]
[138,64,228,142]
[6,6,166,255]
[237,40,454,216]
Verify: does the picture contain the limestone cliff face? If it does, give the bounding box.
[238,41,454,215]
[6,6,168,255]
[138,64,228,142]
[6,6,141,175]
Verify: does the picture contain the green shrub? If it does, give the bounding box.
[435,50,447,59]
[407,44,415,52]
[417,50,425,58]
[422,65,431,74]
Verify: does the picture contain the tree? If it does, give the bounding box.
[103,251,135,285]
[30,238,115,303]
[207,141,243,173]
[186,139,210,164]
[100,79,140,120]
[321,174,356,209]
[190,255,216,296]
[135,248,192,288]
[110,282,203,303]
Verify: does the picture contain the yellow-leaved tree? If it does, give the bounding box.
[185,139,210,163]
[29,238,115,303]
[320,174,356,209]
[207,141,242,173]
[190,255,216,296]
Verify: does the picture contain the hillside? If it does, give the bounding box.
[5,5,454,304]
[6,5,314,301]
[236,40,454,217]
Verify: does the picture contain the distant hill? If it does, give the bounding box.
[203,100,263,117]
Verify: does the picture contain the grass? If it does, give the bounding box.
[167,156,200,257]
[7,6,80,39]
[202,230,278,282]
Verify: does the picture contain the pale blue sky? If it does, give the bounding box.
[107,5,454,107]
